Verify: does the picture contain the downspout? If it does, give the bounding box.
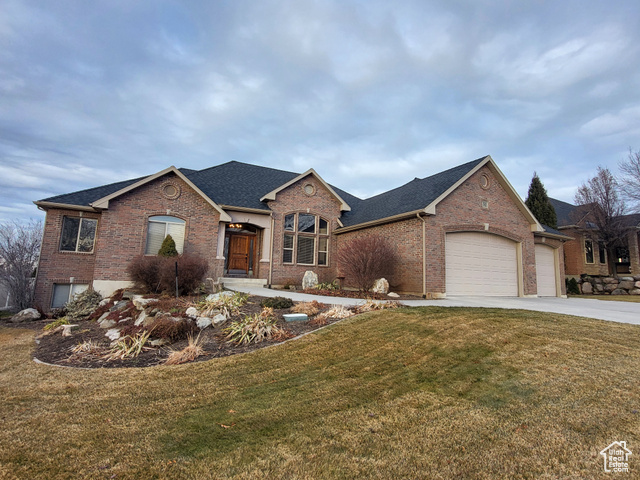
[417,213,427,298]
[268,213,275,287]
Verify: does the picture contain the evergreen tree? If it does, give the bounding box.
[158,234,178,257]
[525,172,557,228]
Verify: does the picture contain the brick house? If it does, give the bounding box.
[33,155,568,310]
[550,198,640,277]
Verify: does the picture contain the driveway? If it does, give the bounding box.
[230,286,640,325]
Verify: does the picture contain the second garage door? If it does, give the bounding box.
[535,244,558,297]
[445,232,518,296]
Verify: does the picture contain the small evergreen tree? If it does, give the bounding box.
[525,173,557,228]
[158,234,178,257]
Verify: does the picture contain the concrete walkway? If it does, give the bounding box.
[229,286,640,325]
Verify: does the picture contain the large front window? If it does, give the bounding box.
[145,216,186,255]
[282,213,329,266]
[584,239,594,264]
[60,217,97,253]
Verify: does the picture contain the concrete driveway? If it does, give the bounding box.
[230,286,640,325]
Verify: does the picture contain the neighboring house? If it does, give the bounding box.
[33,156,568,310]
[550,198,640,277]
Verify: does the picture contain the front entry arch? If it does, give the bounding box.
[224,224,259,276]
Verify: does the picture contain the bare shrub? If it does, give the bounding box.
[148,317,197,342]
[337,235,397,292]
[127,254,209,295]
[291,300,325,316]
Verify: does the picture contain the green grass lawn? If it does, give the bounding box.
[1,307,639,479]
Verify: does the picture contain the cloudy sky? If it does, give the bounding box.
[1,0,639,222]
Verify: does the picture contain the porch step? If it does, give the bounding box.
[219,277,268,289]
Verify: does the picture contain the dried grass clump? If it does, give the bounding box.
[355,300,402,313]
[164,334,206,365]
[68,340,108,359]
[224,307,288,345]
[197,292,248,318]
[311,305,354,326]
[103,331,152,360]
[291,300,325,316]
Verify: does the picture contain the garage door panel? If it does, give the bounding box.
[446,232,518,296]
[535,244,557,297]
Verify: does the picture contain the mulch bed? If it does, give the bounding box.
[1,296,347,369]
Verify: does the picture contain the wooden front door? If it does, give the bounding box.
[228,235,249,273]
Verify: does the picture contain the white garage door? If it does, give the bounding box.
[535,244,557,297]
[445,232,518,296]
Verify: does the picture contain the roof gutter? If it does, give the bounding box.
[33,201,97,212]
[335,209,429,234]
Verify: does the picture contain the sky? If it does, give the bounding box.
[1,0,640,222]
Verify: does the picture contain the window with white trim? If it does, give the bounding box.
[282,213,330,266]
[51,283,88,309]
[585,239,594,264]
[60,217,97,253]
[145,216,186,255]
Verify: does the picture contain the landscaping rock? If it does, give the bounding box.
[581,282,593,294]
[387,292,400,298]
[110,300,129,312]
[118,317,132,323]
[10,308,41,323]
[149,338,169,347]
[97,311,110,323]
[603,277,618,284]
[212,314,227,325]
[105,328,121,341]
[630,289,640,295]
[611,289,628,295]
[620,276,635,282]
[99,319,116,329]
[61,324,79,337]
[132,296,158,309]
[134,310,147,326]
[206,291,234,301]
[595,283,604,292]
[302,271,319,290]
[619,280,635,290]
[185,307,199,319]
[603,283,618,293]
[372,278,389,294]
[98,298,111,307]
[197,317,212,329]
[634,280,640,289]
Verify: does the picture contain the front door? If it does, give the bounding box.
[228,235,249,273]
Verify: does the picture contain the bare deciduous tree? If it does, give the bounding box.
[619,148,640,211]
[574,167,627,277]
[0,220,42,311]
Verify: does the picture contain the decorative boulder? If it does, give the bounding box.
[206,291,234,301]
[603,277,618,284]
[105,328,121,342]
[387,292,400,298]
[212,314,227,325]
[580,282,593,294]
[10,308,41,323]
[99,319,117,329]
[603,283,618,293]
[197,317,212,329]
[372,278,389,294]
[132,296,158,309]
[302,271,319,290]
[134,310,148,327]
[611,289,628,295]
[185,307,199,319]
[619,280,635,291]
[630,289,640,295]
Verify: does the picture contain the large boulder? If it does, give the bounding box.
[580,282,593,294]
[603,283,618,293]
[197,317,212,329]
[603,277,618,284]
[206,291,234,302]
[372,278,389,294]
[302,271,319,290]
[630,289,640,295]
[611,289,629,295]
[185,307,199,319]
[10,308,41,323]
[618,280,635,291]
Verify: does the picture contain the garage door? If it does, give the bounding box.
[445,232,518,296]
[535,244,557,297]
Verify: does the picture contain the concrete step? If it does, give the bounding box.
[219,277,268,289]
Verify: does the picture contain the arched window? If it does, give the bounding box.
[283,213,329,266]
[145,216,186,255]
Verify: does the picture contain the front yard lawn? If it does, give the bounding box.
[1,307,639,479]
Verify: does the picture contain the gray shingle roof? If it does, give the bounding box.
[549,198,578,227]
[37,158,488,226]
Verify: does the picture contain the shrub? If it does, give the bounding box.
[224,307,287,344]
[148,316,197,342]
[65,289,103,321]
[316,280,339,290]
[104,331,152,360]
[127,254,209,295]
[354,300,402,313]
[566,278,580,295]
[197,292,248,318]
[261,296,294,309]
[44,317,70,331]
[165,334,206,365]
[158,234,178,257]
[337,235,397,292]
